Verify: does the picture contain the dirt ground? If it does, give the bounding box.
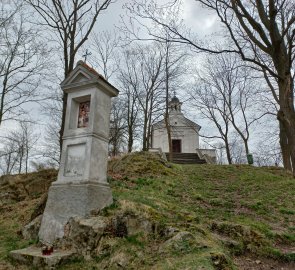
[234,255,295,270]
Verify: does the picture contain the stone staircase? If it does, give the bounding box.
[165,153,206,164]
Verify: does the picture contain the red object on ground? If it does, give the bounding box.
[42,246,54,256]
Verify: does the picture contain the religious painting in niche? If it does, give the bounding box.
[78,101,90,128]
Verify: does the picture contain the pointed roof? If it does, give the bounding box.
[169,94,183,113]
[60,60,119,97]
[152,117,201,131]
[171,95,180,103]
[153,95,201,131]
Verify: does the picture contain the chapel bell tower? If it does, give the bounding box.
[169,95,182,113]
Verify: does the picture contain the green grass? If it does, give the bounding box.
[110,163,295,262]
[1,157,295,269]
[0,214,31,263]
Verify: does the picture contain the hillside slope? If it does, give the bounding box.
[0,152,294,269]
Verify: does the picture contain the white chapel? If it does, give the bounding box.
[151,96,216,164]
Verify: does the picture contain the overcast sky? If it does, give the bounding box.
[0,0,220,130]
[0,0,281,168]
[96,0,219,35]
[0,0,241,162]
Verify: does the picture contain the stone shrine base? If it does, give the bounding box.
[38,182,113,245]
[10,246,76,269]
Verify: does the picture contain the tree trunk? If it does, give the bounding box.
[112,141,117,156]
[164,114,173,161]
[289,135,295,178]
[146,104,153,151]
[164,49,172,162]
[283,118,295,175]
[128,127,133,152]
[142,113,148,151]
[225,139,232,164]
[279,120,292,170]
[277,74,295,176]
[0,87,5,126]
[18,146,23,174]
[279,113,295,176]
[59,93,67,153]
[243,139,251,164]
[59,46,75,152]
[6,153,11,175]
[127,104,134,152]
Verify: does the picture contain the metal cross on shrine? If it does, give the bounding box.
[82,49,92,62]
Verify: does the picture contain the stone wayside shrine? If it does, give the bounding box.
[39,61,119,244]
[10,61,118,266]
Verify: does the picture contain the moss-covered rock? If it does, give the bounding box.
[108,152,175,180]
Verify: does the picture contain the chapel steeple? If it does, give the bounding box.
[169,95,182,113]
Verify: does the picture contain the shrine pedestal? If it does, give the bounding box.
[38,182,112,244]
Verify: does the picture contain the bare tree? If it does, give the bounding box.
[89,30,124,155]
[254,121,282,167]
[26,0,114,150]
[218,54,268,162]
[137,45,166,151]
[196,0,295,173]
[0,121,38,175]
[190,80,233,164]
[161,38,188,160]
[90,30,120,81]
[126,0,295,175]
[118,44,165,151]
[0,138,19,175]
[122,3,190,156]
[0,1,21,28]
[18,122,39,174]
[192,53,269,164]
[41,90,63,167]
[109,98,127,156]
[117,50,141,152]
[0,3,48,126]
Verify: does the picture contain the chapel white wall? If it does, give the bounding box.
[152,126,199,153]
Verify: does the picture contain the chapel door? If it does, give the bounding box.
[172,139,181,153]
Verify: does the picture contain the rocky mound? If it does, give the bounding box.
[0,169,57,205]
[1,154,295,270]
[108,151,176,180]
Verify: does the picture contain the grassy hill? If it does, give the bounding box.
[0,152,294,269]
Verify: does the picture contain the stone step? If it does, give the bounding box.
[172,160,206,164]
[165,153,206,164]
[168,153,199,156]
[172,157,201,160]
[10,246,77,270]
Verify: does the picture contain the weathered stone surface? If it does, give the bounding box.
[106,213,153,238]
[78,216,108,233]
[109,252,130,269]
[9,246,77,270]
[159,231,195,253]
[51,207,156,261]
[22,215,42,240]
[126,216,153,235]
[31,193,48,221]
[59,216,108,258]
[210,252,230,268]
[39,183,112,245]
[163,226,180,238]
